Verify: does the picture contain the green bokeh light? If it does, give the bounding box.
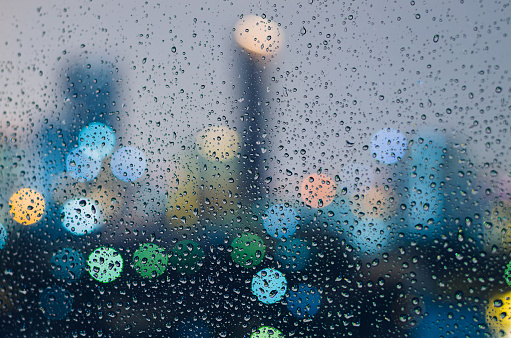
[87,247,123,283]
[133,243,168,279]
[231,233,265,268]
[505,261,511,286]
[251,326,284,338]
[169,240,204,274]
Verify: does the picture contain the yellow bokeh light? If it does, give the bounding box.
[491,203,511,225]
[9,188,45,225]
[234,15,284,58]
[486,291,511,335]
[196,126,241,162]
[483,201,511,252]
[166,159,200,227]
[300,173,336,209]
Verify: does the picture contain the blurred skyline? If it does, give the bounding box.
[0,0,510,337]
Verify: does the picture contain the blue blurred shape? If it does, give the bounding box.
[412,300,479,337]
[0,224,7,250]
[341,214,390,257]
[286,284,321,318]
[407,130,446,237]
[66,148,101,182]
[275,237,311,272]
[370,128,407,164]
[61,198,103,235]
[251,268,287,304]
[176,319,212,338]
[50,247,85,282]
[78,122,116,159]
[263,204,298,239]
[111,146,146,182]
[39,285,73,320]
[37,60,120,184]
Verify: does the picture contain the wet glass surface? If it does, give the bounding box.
[0,0,510,336]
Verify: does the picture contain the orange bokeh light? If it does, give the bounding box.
[234,15,284,58]
[9,188,45,225]
[300,173,336,208]
[350,186,397,221]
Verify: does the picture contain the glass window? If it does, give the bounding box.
[0,0,509,336]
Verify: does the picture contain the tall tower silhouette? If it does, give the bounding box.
[233,15,284,204]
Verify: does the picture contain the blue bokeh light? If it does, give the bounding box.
[61,198,103,235]
[50,247,85,283]
[78,122,116,159]
[263,204,298,239]
[111,146,146,182]
[251,268,287,304]
[370,128,407,164]
[286,284,321,318]
[66,148,102,182]
[39,286,73,320]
